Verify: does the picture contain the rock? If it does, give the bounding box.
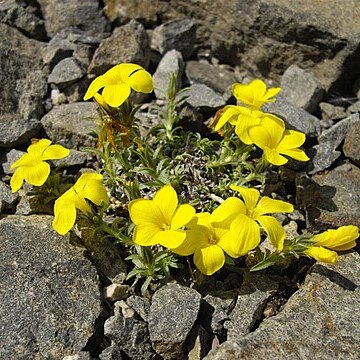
[103,300,156,360]
[185,61,241,98]
[148,282,201,359]
[263,93,321,137]
[185,83,225,110]
[205,252,360,359]
[62,352,91,360]
[347,99,360,113]
[280,65,324,113]
[38,0,108,37]
[297,163,360,229]
[177,103,207,135]
[103,0,158,25]
[343,121,360,165]
[126,295,151,322]
[0,180,18,213]
[319,102,347,122]
[88,20,150,76]
[103,284,130,302]
[0,215,102,359]
[187,325,211,360]
[48,57,86,89]
[153,50,185,100]
[51,88,67,106]
[63,77,93,103]
[40,102,98,150]
[0,23,44,123]
[0,118,42,148]
[0,148,25,174]
[151,19,197,60]
[53,149,91,167]
[309,113,360,173]
[15,190,54,215]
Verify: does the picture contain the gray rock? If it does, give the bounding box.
[0,148,25,174]
[153,50,184,100]
[38,0,108,37]
[88,20,150,76]
[186,61,241,98]
[297,163,360,229]
[103,300,156,360]
[319,102,347,122]
[53,149,91,167]
[42,35,76,69]
[309,113,360,173]
[343,120,360,165]
[347,99,360,113]
[263,93,321,137]
[15,190,54,215]
[0,180,18,213]
[187,325,211,360]
[103,284,130,302]
[126,295,151,322]
[225,274,278,339]
[151,19,197,60]
[0,118,42,148]
[48,57,86,89]
[41,102,98,150]
[0,215,102,359]
[205,252,360,359]
[148,282,201,359]
[63,76,93,103]
[62,352,91,360]
[0,23,44,123]
[186,83,225,110]
[51,88,67,106]
[280,65,324,113]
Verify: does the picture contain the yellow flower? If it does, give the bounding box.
[224,184,294,251]
[10,139,69,192]
[52,173,109,235]
[172,204,261,275]
[232,79,281,110]
[128,185,196,249]
[84,63,153,108]
[248,114,309,166]
[304,225,359,264]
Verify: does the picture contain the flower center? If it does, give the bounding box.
[208,234,219,245]
[162,224,171,231]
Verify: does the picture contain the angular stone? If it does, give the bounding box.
[187,325,211,360]
[0,118,42,148]
[0,180,18,213]
[53,149,91,167]
[153,50,184,100]
[0,215,102,359]
[186,83,225,110]
[88,20,150,76]
[0,148,25,174]
[126,295,151,322]
[319,102,347,122]
[148,282,201,359]
[48,57,86,89]
[205,252,360,359]
[280,65,324,113]
[343,121,360,165]
[263,93,321,136]
[151,19,197,60]
[347,99,360,113]
[41,102,98,149]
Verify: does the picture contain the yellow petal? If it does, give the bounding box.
[153,229,187,249]
[230,184,260,212]
[263,147,288,166]
[127,69,154,93]
[211,197,246,226]
[256,215,286,251]
[171,204,196,230]
[264,87,281,101]
[279,148,309,162]
[277,130,306,151]
[312,226,359,251]
[116,63,144,82]
[248,125,271,150]
[27,139,52,156]
[219,215,260,257]
[153,185,178,226]
[214,106,242,131]
[235,111,262,145]
[232,82,255,106]
[23,161,50,186]
[10,168,24,192]
[42,144,70,160]
[304,246,338,264]
[250,79,267,98]
[84,75,114,100]
[172,230,205,256]
[102,83,131,107]
[129,199,165,225]
[79,180,108,206]
[53,196,77,235]
[253,196,293,217]
[261,114,285,147]
[10,153,32,169]
[133,223,162,246]
[193,244,225,275]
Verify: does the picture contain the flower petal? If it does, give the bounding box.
[10,168,24,192]
[78,179,109,206]
[116,63,144,82]
[153,185,178,226]
[312,226,359,251]
[230,184,260,212]
[263,147,288,166]
[128,199,165,225]
[102,83,131,107]
[232,82,255,105]
[153,229,187,249]
[260,114,285,147]
[10,153,33,169]
[23,161,50,186]
[214,106,242,131]
[194,244,225,275]
[248,125,271,150]
[277,130,306,151]
[172,230,204,256]
[210,197,246,226]
[235,111,262,145]
[304,246,338,264]
[171,204,196,230]
[27,139,52,156]
[127,69,153,93]
[256,215,286,251]
[42,144,70,160]
[84,74,114,100]
[253,196,293,217]
[133,223,162,246]
[53,196,77,235]
[219,215,260,257]
[279,148,309,162]
[264,87,281,101]
[250,79,267,98]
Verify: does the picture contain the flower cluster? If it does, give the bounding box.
[214,79,309,166]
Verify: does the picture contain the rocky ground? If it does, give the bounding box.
[1,0,360,359]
